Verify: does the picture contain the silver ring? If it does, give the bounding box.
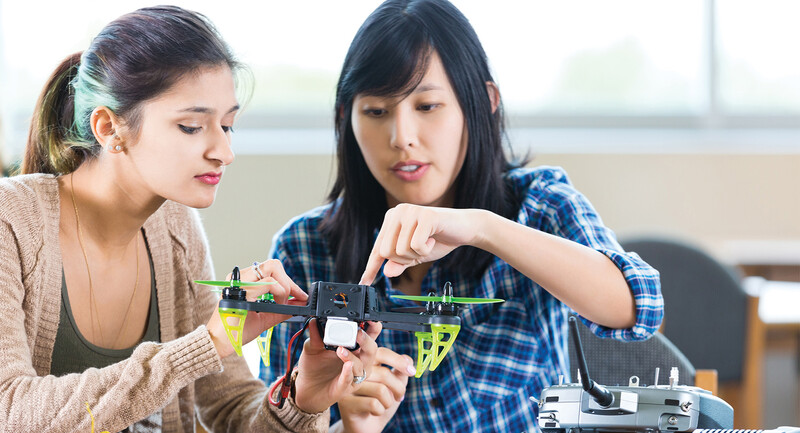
[353,370,367,385]
[253,262,264,280]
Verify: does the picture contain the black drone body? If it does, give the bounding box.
[219,282,462,350]
[200,267,503,380]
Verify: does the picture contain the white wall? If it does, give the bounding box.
[198,152,800,278]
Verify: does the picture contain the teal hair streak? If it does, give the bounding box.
[70,51,121,146]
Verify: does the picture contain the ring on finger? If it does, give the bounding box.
[252,262,264,280]
[352,369,367,385]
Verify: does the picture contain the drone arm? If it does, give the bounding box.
[379,322,430,333]
[218,299,315,317]
[365,311,460,327]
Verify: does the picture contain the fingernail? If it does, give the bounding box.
[406,364,416,376]
[337,347,348,358]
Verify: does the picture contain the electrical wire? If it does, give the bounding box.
[269,317,312,407]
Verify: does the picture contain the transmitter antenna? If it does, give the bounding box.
[569,316,615,407]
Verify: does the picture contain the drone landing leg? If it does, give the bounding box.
[414,331,434,378]
[428,324,459,371]
[256,327,274,366]
[414,324,460,378]
[219,307,248,356]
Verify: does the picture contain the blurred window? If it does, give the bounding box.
[717,0,800,114]
[1,0,798,159]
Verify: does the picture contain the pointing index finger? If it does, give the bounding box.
[360,230,387,285]
[360,250,385,286]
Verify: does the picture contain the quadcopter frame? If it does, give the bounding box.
[217,281,464,378]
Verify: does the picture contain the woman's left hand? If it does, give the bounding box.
[360,204,487,284]
[206,259,309,359]
[293,320,382,414]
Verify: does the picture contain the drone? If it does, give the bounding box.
[196,266,504,382]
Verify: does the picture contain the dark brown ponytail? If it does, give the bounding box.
[22,52,85,175]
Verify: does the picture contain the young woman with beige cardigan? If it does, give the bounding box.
[0,6,380,432]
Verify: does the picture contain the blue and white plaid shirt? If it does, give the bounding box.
[260,166,663,433]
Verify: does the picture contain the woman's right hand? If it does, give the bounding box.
[293,320,382,413]
[359,204,488,285]
[206,259,308,359]
[336,347,417,433]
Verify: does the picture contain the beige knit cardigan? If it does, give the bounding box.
[0,174,329,432]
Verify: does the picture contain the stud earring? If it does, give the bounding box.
[115,145,122,151]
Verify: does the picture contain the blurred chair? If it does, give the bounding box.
[620,236,763,428]
[568,322,718,394]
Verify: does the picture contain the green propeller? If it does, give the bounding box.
[391,294,504,304]
[195,265,277,288]
[194,280,276,287]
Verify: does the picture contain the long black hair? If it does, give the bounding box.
[322,0,525,282]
